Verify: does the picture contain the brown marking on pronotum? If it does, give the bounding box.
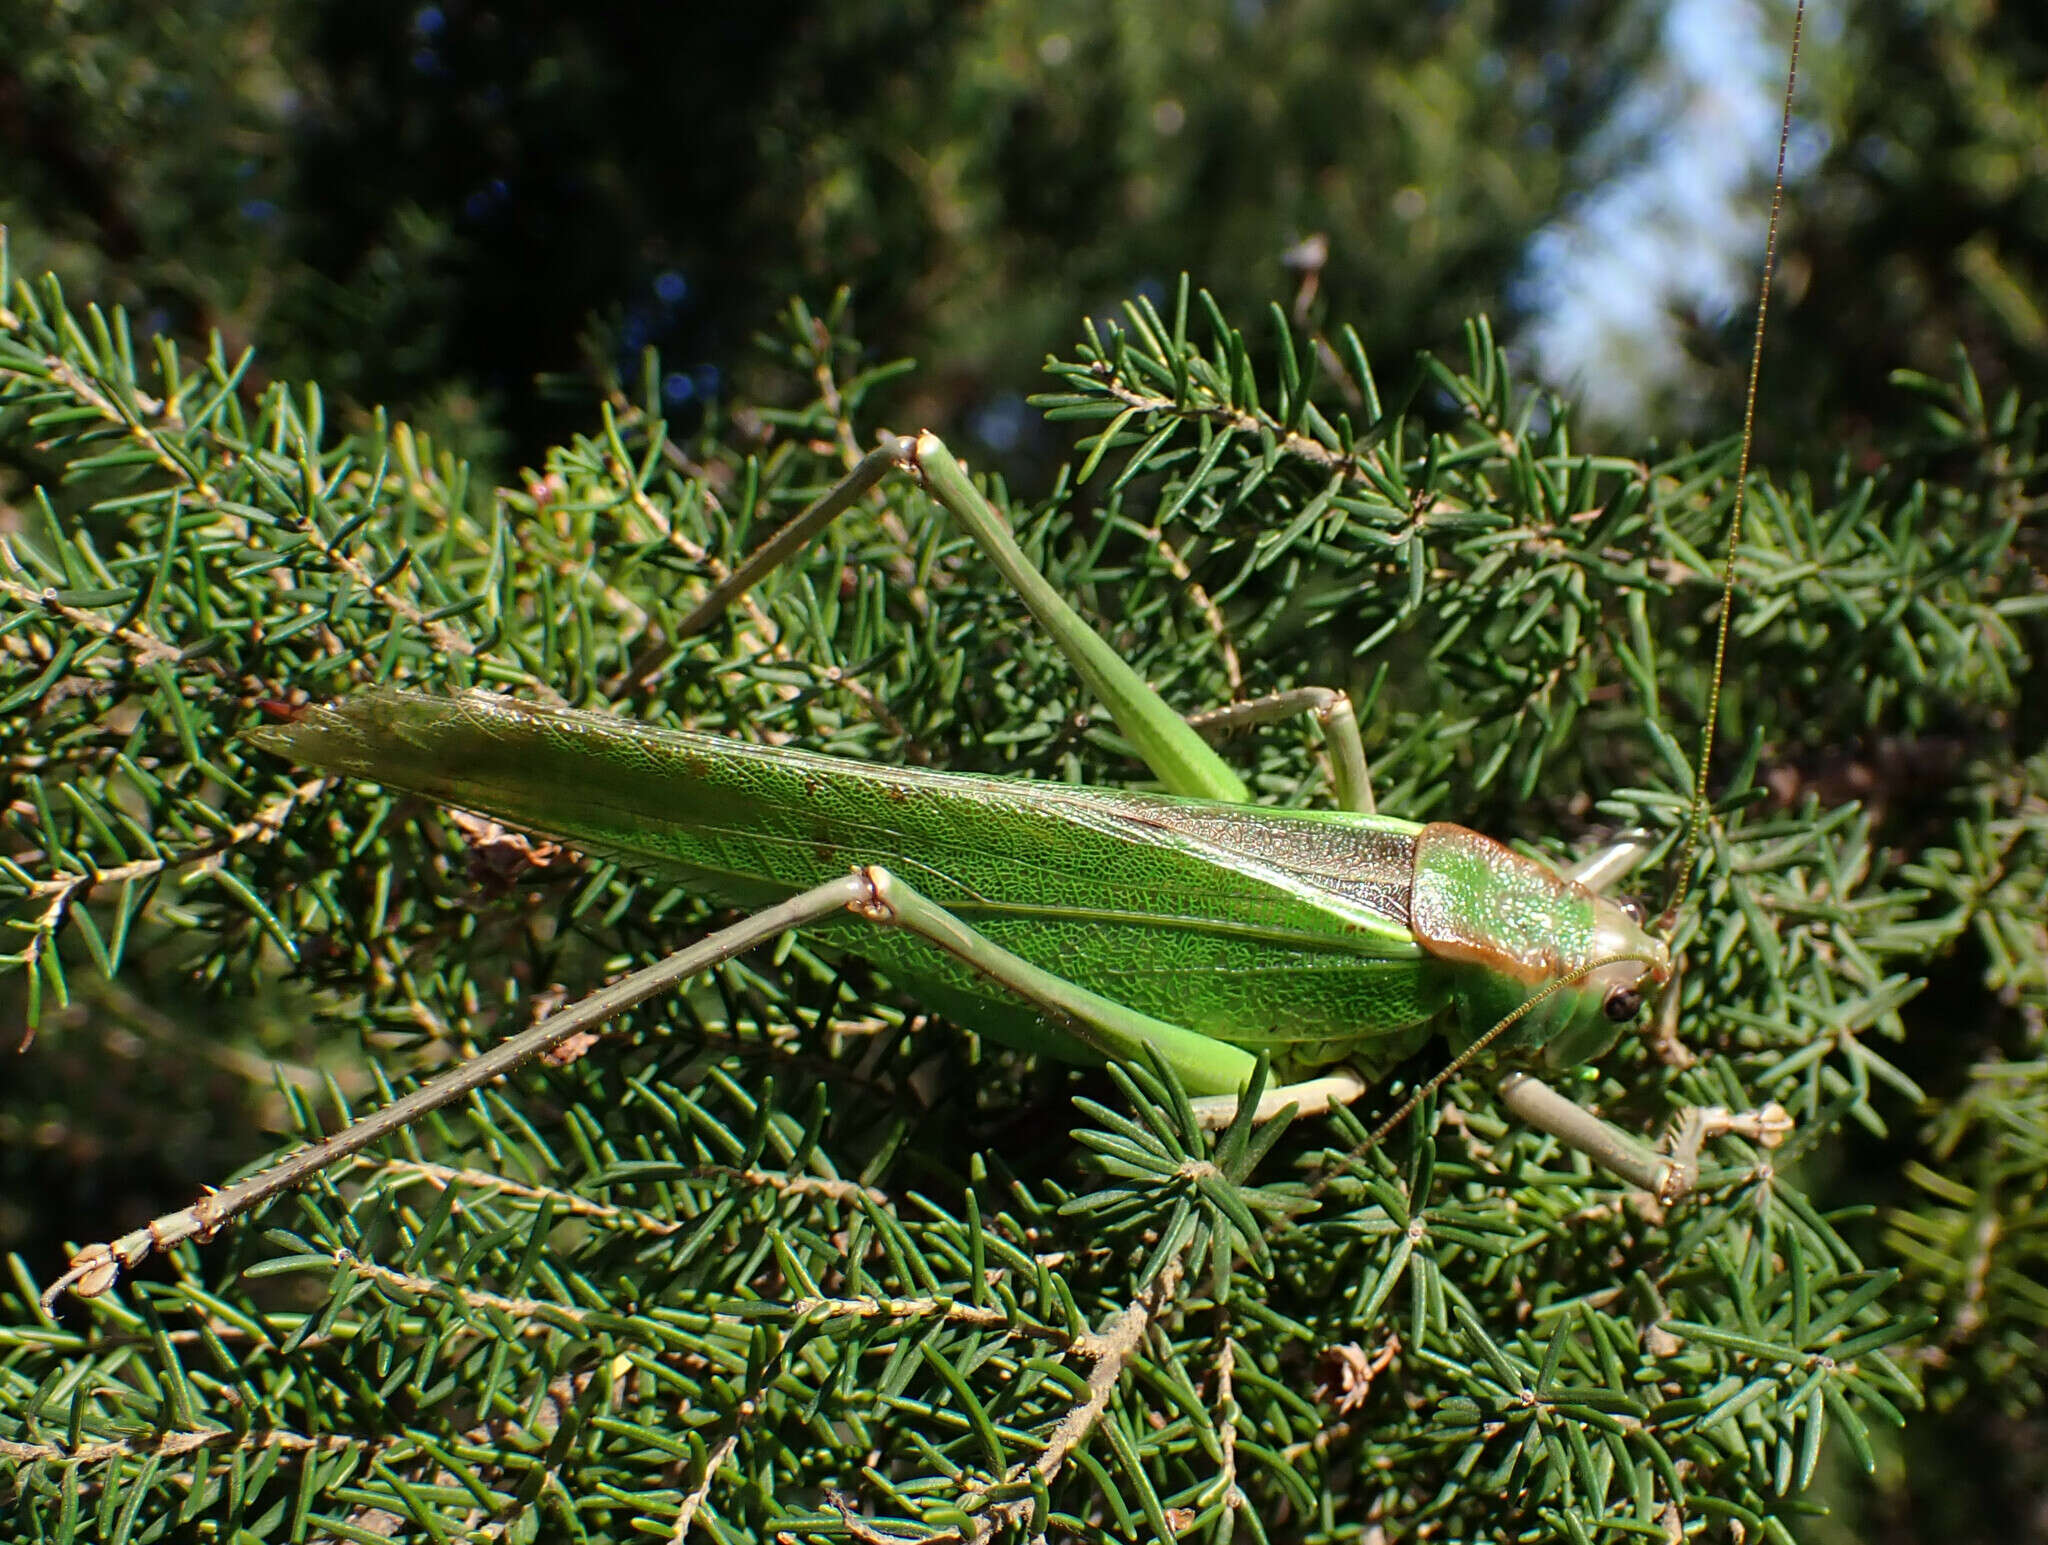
[1406,824,1573,986]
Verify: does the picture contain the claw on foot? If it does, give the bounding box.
[1655,1100,1795,1205]
[41,1200,221,1310]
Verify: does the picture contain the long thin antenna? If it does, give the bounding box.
[1361,952,1647,1152]
[1663,0,1806,926]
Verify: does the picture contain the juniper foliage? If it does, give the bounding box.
[1,246,2044,1542]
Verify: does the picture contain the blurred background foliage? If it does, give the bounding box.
[3,0,2047,1540]
[4,0,2043,478]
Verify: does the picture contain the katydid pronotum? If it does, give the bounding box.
[43,28,1805,1314]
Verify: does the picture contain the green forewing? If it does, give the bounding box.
[251,690,1455,1075]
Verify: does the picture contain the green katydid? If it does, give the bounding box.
[42,23,1807,1315]
[44,427,1789,1304]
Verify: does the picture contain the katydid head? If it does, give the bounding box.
[1408,823,1670,1072]
[1536,892,1672,1071]
[1366,851,1677,1163]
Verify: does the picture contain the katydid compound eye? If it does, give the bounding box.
[1618,896,1648,925]
[1602,986,1645,1023]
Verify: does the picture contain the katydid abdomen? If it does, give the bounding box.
[250,687,1664,1095]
